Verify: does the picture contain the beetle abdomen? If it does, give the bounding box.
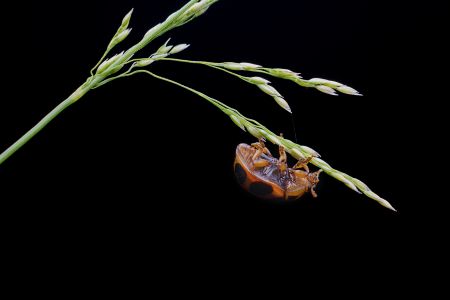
[234,159,285,199]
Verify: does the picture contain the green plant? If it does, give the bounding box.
[0,0,395,211]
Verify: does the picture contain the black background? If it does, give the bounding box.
[2,0,448,283]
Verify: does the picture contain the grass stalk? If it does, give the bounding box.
[0,0,394,211]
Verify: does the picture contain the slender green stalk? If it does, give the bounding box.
[160,57,219,67]
[161,58,251,82]
[0,84,90,165]
[125,70,228,112]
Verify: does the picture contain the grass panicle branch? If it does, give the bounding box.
[157,57,362,98]
[125,70,395,211]
[0,0,394,211]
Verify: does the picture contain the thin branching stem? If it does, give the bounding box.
[0,0,393,211]
[0,0,215,165]
[160,57,251,82]
[124,69,228,112]
[157,57,362,95]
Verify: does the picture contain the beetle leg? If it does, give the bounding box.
[292,156,313,173]
[254,158,270,168]
[307,169,322,198]
[251,138,265,150]
[310,187,318,198]
[251,138,272,157]
[252,149,262,161]
[278,145,288,173]
[252,149,270,168]
[278,145,290,200]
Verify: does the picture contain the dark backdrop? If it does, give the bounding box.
[2,0,447,280]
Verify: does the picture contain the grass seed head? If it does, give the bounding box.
[240,62,262,70]
[336,85,362,96]
[273,96,291,113]
[135,58,155,67]
[309,78,341,87]
[156,38,174,54]
[351,178,370,191]
[222,62,245,70]
[312,157,332,169]
[120,8,134,31]
[229,115,246,131]
[170,43,190,54]
[248,76,271,85]
[300,146,320,157]
[114,28,132,44]
[246,125,263,139]
[258,84,282,97]
[96,51,124,74]
[364,191,397,211]
[289,148,306,159]
[265,133,282,145]
[144,23,162,38]
[269,68,302,79]
[185,1,212,18]
[327,172,360,193]
[316,85,338,96]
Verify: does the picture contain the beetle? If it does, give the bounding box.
[234,139,322,200]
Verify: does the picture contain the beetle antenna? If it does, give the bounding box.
[290,113,299,144]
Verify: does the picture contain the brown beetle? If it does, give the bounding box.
[234,139,322,200]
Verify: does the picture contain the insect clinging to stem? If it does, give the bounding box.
[234,138,322,200]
